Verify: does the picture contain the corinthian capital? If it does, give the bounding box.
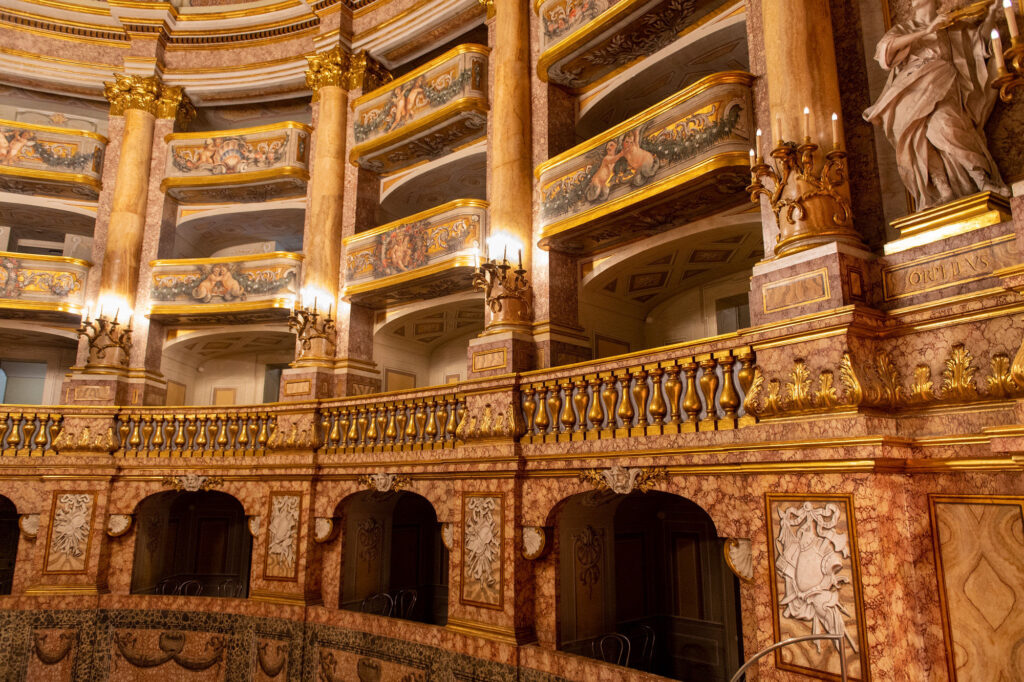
[304,46,349,97]
[346,51,392,92]
[156,85,196,129]
[104,74,162,116]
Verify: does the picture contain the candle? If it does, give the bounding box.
[128,313,134,330]
[831,113,840,150]
[99,304,105,320]
[502,245,507,263]
[313,296,317,314]
[81,306,89,324]
[755,128,762,157]
[517,248,522,269]
[114,307,120,325]
[994,29,1008,71]
[775,115,783,143]
[749,148,755,167]
[1005,0,1019,42]
[803,106,811,141]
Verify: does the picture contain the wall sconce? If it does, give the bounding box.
[77,304,133,367]
[288,290,336,353]
[992,2,1024,102]
[472,247,532,322]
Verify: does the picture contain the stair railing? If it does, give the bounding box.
[729,634,846,682]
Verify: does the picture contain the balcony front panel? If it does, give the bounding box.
[0,251,90,317]
[149,251,302,324]
[344,199,486,308]
[350,44,489,175]
[536,71,753,255]
[161,122,311,204]
[0,120,105,199]
[537,0,734,90]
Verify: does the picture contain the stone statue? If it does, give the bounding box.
[864,0,1008,211]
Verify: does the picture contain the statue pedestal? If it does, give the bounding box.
[885,192,1011,255]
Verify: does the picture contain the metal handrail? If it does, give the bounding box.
[729,634,847,682]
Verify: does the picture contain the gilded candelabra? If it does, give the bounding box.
[288,302,336,353]
[746,137,851,248]
[77,312,133,367]
[472,253,532,321]
[993,35,1024,102]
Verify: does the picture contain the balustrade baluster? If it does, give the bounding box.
[48,415,62,455]
[615,373,634,436]
[572,378,589,439]
[249,418,260,452]
[328,408,342,449]
[600,374,617,437]
[718,353,740,429]
[546,383,562,439]
[395,406,408,445]
[521,386,537,440]
[228,416,241,452]
[347,408,360,445]
[6,413,22,451]
[630,368,649,436]
[405,402,419,443]
[117,416,131,454]
[0,415,9,454]
[587,376,604,437]
[257,416,270,450]
[194,415,209,453]
[152,416,165,449]
[736,348,757,427]
[425,399,438,445]
[558,380,576,436]
[385,406,398,445]
[319,411,331,448]
[699,356,719,431]
[34,413,50,455]
[20,415,36,456]
[533,386,550,436]
[365,406,379,447]
[414,401,427,445]
[238,414,251,452]
[664,364,683,430]
[648,366,667,434]
[681,360,701,430]
[215,416,229,452]
[445,398,459,442]
[173,415,187,452]
[185,415,198,455]
[141,417,154,450]
[164,418,177,454]
[356,408,368,447]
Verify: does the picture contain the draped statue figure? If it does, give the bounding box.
[864,0,1008,211]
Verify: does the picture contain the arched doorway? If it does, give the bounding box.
[339,491,448,625]
[131,490,252,598]
[557,490,741,680]
[0,496,18,594]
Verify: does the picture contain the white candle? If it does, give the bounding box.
[755,128,763,157]
[81,306,89,324]
[114,307,120,325]
[803,106,811,141]
[749,148,755,167]
[775,115,783,143]
[1005,0,1019,42]
[994,29,1008,71]
[831,113,840,150]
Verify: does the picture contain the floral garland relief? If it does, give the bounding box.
[0,257,82,300]
[171,134,289,175]
[462,496,501,607]
[0,125,101,172]
[45,493,93,573]
[354,65,473,143]
[151,262,297,303]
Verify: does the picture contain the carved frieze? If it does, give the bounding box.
[359,473,410,493]
[114,631,225,671]
[461,495,502,608]
[579,465,665,494]
[52,418,115,454]
[162,474,223,492]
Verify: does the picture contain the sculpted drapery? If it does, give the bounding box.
[864,0,1008,211]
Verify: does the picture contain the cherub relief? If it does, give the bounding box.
[191,263,246,302]
[586,140,623,201]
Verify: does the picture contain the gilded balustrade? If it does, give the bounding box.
[0,118,106,199]
[519,345,756,443]
[0,251,91,316]
[116,409,279,457]
[0,410,63,456]
[161,121,311,203]
[349,44,489,174]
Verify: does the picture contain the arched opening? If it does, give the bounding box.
[131,490,252,598]
[0,496,18,595]
[556,490,741,680]
[338,490,448,625]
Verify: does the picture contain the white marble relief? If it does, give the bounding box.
[725,538,753,582]
[106,514,133,537]
[46,493,93,572]
[266,495,301,578]
[19,513,39,539]
[248,515,261,538]
[441,522,454,551]
[522,526,546,560]
[313,517,335,543]
[463,496,501,606]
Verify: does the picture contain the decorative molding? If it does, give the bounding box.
[32,631,76,665]
[114,631,225,671]
[161,474,223,492]
[455,402,523,440]
[257,641,288,678]
[106,514,132,538]
[104,74,162,116]
[724,538,753,582]
[578,465,665,494]
[461,494,502,608]
[305,46,348,94]
[441,522,455,551]
[358,472,410,493]
[313,517,336,544]
[19,513,39,539]
[248,515,261,538]
[521,526,547,560]
[52,419,115,453]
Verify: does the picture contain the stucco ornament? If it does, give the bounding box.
[266,495,300,577]
[313,517,336,544]
[162,474,222,492]
[106,514,133,537]
[47,493,93,571]
[521,526,546,560]
[864,0,1008,210]
[19,513,39,539]
[359,473,409,493]
[579,465,664,494]
[441,522,454,551]
[774,502,858,653]
[464,497,500,593]
[248,515,261,538]
[725,538,754,582]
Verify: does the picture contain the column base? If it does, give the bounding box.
[467,330,536,378]
[750,241,874,326]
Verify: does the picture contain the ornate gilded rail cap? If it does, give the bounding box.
[0,118,107,199]
[0,250,91,318]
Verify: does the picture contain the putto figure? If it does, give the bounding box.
[864,0,1008,210]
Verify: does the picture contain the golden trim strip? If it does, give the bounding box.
[164,120,311,142]
[0,299,84,314]
[148,297,295,316]
[0,250,91,267]
[16,0,110,16]
[175,0,303,21]
[0,165,102,191]
[344,255,476,295]
[352,43,489,108]
[344,198,488,245]
[150,251,303,267]
[160,166,309,192]
[535,70,753,177]
[348,97,489,166]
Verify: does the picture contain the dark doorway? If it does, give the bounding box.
[557,491,742,680]
[339,491,448,625]
[131,490,252,598]
[0,496,18,594]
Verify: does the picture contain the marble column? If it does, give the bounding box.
[468,0,538,377]
[748,0,873,326]
[61,75,193,405]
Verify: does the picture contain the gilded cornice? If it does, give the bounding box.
[104,73,162,115]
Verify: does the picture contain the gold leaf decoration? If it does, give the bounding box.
[988,353,1018,398]
[815,371,839,409]
[908,365,936,404]
[785,360,813,411]
[940,343,979,402]
[867,351,902,409]
[838,352,863,406]
[742,368,764,416]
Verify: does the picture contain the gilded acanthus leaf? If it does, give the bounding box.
[908,365,936,404]
[868,351,902,409]
[815,371,839,409]
[941,343,979,402]
[785,359,813,411]
[839,352,863,406]
[764,379,784,416]
[987,353,1018,398]
[742,367,764,417]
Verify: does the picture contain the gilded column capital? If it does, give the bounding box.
[104,73,162,116]
[156,85,196,129]
[305,46,349,98]
[346,51,393,92]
